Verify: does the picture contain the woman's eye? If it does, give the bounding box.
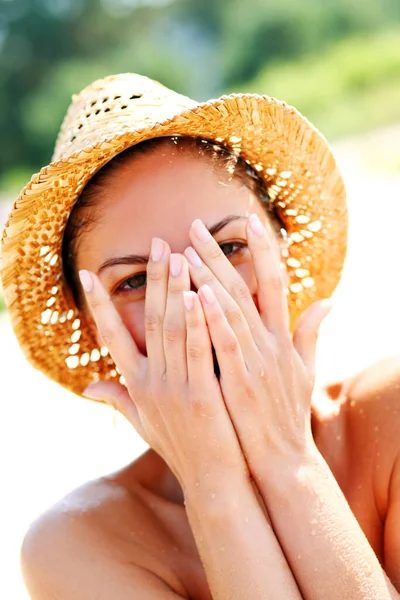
[117,272,147,293]
[219,241,247,258]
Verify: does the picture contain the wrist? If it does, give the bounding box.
[183,468,252,520]
[254,442,324,498]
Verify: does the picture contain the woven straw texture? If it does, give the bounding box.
[0,73,348,397]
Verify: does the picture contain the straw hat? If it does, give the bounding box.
[0,73,347,397]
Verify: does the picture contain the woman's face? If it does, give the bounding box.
[76,145,278,354]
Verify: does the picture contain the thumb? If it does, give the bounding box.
[292,298,333,380]
[83,380,144,436]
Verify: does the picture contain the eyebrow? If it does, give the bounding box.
[97,214,246,273]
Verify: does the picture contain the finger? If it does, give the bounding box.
[145,238,170,377]
[293,299,333,380]
[198,284,247,381]
[163,254,190,383]
[79,270,144,385]
[83,380,146,438]
[183,291,215,386]
[184,245,259,359]
[188,219,261,329]
[246,213,289,334]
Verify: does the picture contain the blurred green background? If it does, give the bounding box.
[1,0,400,195]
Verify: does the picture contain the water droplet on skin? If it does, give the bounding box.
[311,530,316,536]
[211,493,216,500]
[219,546,225,552]
[311,518,318,525]
[195,482,199,487]
[244,517,249,523]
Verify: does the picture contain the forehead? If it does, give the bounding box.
[80,145,258,256]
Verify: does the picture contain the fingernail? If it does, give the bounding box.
[170,253,183,277]
[199,284,215,305]
[183,291,195,311]
[192,219,211,242]
[249,213,265,237]
[79,270,93,293]
[151,238,164,262]
[185,246,203,267]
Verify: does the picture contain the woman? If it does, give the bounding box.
[2,73,400,599]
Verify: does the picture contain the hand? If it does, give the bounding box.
[79,241,248,494]
[183,215,332,476]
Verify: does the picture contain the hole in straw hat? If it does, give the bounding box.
[130,94,142,99]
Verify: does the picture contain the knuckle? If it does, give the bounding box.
[186,314,201,329]
[225,305,243,328]
[229,279,252,304]
[205,244,223,261]
[89,293,112,312]
[163,321,182,343]
[188,388,214,416]
[187,344,205,361]
[168,282,184,296]
[221,335,239,355]
[88,296,102,311]
[197,271,215,287]
[262,238,273,253]
[99,327,114,347]
[146,267,163,283]
[188,390,206,412]
[242,381,255,400]
[144,308,162,333]
[269,274,284,291]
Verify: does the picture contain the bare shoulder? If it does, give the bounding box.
[342,356,400,432]
[325,356,400,429]
[339,357,400,510]
[343,357,400,407]
[21,468,186,599]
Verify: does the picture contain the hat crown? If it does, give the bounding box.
[53,73,197,162]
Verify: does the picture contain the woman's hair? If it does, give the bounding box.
[62,136,284,307]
